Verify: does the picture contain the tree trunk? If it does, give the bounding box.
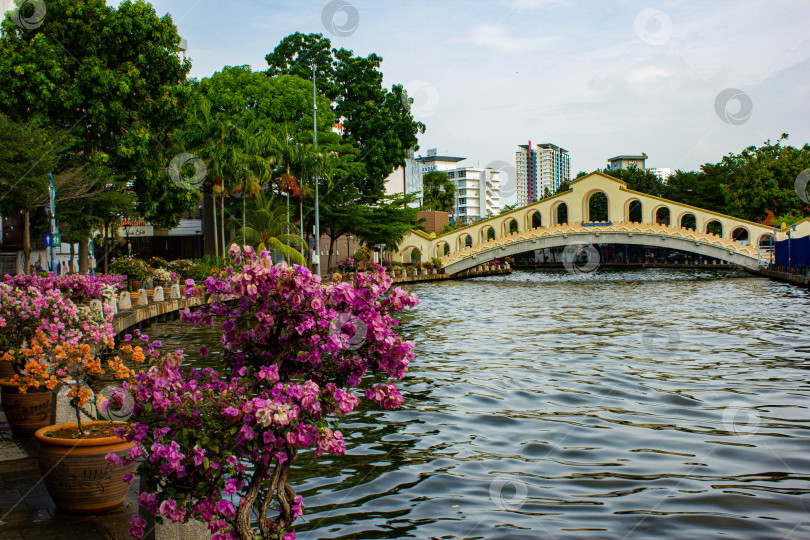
[22,210,31,274]
[220,195,225,258]
[78,238,89,274]
[69,242,75,273]
[103,221,109,274]
[327,234,337,271]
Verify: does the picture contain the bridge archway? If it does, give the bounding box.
[732,226,749,244]
[758,233,775,248]
[480,226,495,244]
[400,246,422,263]
[654,206,671,226]
[679,212,697,231]
[458,234,472,251]
[503,218,518,236]
[626,199,642,223]
[435,241,450,257]
[525,210,542,230]
[706,220,723,237]
[586,190,609,222]
[553,202,568,225]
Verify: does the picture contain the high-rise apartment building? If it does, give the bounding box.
[516,142,570,205]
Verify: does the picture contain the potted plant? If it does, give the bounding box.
[110,256,152,291]
[152,268,174,289]
[113,245,418,539]
[31,332,155,513]
[0,283,113,431]
[0,333,60,436]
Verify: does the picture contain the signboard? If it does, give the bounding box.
[43,233,61,247]
[117,225,154,238]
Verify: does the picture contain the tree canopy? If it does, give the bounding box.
[421,171,456,213]
[0,0,195,228]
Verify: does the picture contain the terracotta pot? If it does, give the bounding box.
[130,280,142,292]
[0,361,15,380]
[34,421,135,513]
[0,378,55,437]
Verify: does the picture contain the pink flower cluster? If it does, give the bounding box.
[2,273,125,300]
[0,282,114,353]
[117,245,418,539]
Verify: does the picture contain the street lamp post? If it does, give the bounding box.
[312,65,321,275]
[48,173,56,274]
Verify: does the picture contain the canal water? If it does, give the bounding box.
[147,269,810,539]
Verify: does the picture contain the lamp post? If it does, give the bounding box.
[48,173,56,274]
[312,64,321,275]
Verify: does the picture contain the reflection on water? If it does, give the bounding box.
[146,268,810,539]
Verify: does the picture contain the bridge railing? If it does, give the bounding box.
[438,221,761,267]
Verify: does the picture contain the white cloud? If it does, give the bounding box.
[456,24,557,54]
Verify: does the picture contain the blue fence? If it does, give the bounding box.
[775,236,810,266]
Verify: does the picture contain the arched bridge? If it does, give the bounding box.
[396,172,774,274]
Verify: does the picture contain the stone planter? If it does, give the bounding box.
[0,378,56,436]
[34,421,135,513]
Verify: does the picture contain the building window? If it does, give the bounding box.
[459,198,467,205]
[457,170,466,178]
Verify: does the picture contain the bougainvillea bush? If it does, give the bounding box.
[1,273,126,301]
[0,283,113,356]
[115,245,418,539]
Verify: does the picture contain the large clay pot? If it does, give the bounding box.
[0,378,55,436]
[34,421,135,513]
[0,361,15,380]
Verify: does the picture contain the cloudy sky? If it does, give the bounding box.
[110,0,810,204]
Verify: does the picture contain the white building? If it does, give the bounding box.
[447,167,502,223]
[415,149,502,223]
[516,142,570,205]
[649,167,672,184]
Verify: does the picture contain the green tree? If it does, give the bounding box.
[712,135,810,221]
[0,115,57,271]
[499,203,518,214]
[0,0,196,268]
[266,32,424,198]
[421,171,456,212]
[228,190,304,265]
[353,195,423,252]
[601,166,665,197]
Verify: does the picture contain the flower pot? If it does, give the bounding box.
[0,361,15,380]
[0,378,55,437]
[130,281,142,292]
[34,421,135,513]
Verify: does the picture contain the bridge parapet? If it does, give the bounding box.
[437,221,764,274]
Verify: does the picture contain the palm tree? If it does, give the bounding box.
[229,190,306,265]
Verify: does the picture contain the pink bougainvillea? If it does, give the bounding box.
[116,246,418,539]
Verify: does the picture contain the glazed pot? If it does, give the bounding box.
[0,378,55,437]
[0,361,15,381]
[34,421,136,513]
